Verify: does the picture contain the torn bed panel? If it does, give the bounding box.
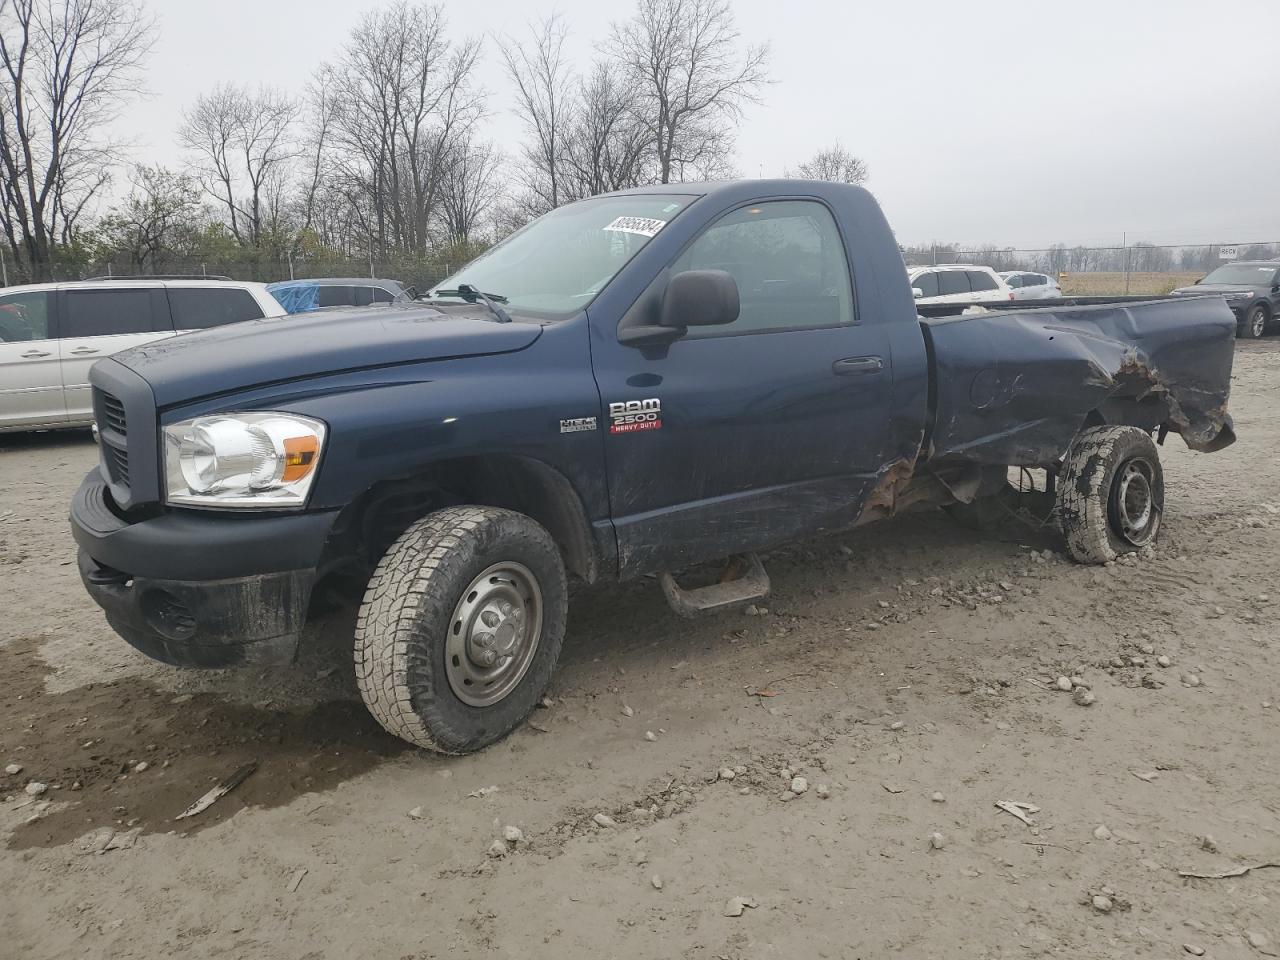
[920,296,1236,466]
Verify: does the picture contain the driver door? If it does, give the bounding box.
[0,290,65,430]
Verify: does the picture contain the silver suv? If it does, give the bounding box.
[0,278,284,433]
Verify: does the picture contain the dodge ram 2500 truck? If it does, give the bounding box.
[70,180,1237,753]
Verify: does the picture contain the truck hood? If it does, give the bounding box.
[112,304,543,406]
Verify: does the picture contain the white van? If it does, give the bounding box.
[0,278,284,432]
[908,264,1014,306]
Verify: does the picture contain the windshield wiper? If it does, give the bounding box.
[431,284,512,323]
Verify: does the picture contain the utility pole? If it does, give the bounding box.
[1123,232,1130,295]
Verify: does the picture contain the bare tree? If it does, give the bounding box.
[790,143,868,184]
[326,2,484,256]
[96,164,200,268]
[0,0,155,280]
[609,0,768,184]
[561,61,652,198]
[179,84,301,248]
[502,15,573,213]
[438,137,501,246]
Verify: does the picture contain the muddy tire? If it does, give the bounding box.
[354,506,567,753]
[1056,426,1164,564]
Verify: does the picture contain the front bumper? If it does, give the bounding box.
[70,471,339,668]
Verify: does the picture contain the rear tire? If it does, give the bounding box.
[355,506,567,753]
[1240,304,1267,339]
[1056,426,1163,564]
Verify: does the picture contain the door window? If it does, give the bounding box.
[169,288,265,329]
[938,271,970,296]
[62,289,165,337]
[912,272,939,297]
[0,291,51,341]
[317,285,358,307]
[672,200,855,336]
[967,271,999,293]
[372,287,396,303]
[1005,274,1023,289]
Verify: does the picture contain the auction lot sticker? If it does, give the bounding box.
[604,216,667,237]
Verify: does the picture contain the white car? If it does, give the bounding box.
[908,265,1014,306]
[999,271,1062,300]
[0,278,285,433]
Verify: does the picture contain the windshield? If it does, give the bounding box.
[1201,264,1277,285]
[430,194,695,319]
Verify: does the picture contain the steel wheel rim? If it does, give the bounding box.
[1110,457,1158,545]
[445,562,543,707]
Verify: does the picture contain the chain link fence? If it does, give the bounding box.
[902,241,1280,295]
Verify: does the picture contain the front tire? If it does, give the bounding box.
[1240,304,1267,339]
[1056,426,1164,564]
[355,506,567,753]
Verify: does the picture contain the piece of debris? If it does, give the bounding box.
[718,767,736,781]
[882,783,905,795]
[1094,825,1113,840]
[287,868,308,893]
[651,875,663,891]
[1156,655,1172,668]
[994,800,1040,826]
[487,839,508,859]
[407,806,425,820]
[1246,931,1274,954]
[723,895,758,917]
[816,784,830,799]
[174,762,257,820]
[104,827,141,852]
[621,705,634,717]
[1131,770,1159,783]
[1177,862,1280,880]
[4,763,22,776]
[1182,674,1202,687]
[1183,944,1205,956]
[1073,687,1096,707]
[467,786,499,799]
[527,720,550,733]
[133,761,149,773]
[1055,676,1073,692]
[24,781,47,797]
[888,720,905,731]
[932,792,946,803]
[1199,836,1218,853]
[644,731,658,742]
[592,813,617,829]
[538,695,555,708]
[73,828,116,856]
[929,832,946,850]
[789,776,808,796]
[503,825,524,844]
[751,688,780,698]
[1091,895,1113,914]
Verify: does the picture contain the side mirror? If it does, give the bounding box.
[912,287,924,299]
[660,270,740,329]
[618,269,740,345]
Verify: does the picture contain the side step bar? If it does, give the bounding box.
[658,554,771,618]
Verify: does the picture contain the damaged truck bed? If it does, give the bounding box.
[70,179,1236,753]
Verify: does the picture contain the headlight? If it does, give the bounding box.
[164,412,326,509]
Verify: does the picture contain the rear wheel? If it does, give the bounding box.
[1057,426,1164,564]
[1240,304,1267,339]
[354,506,567,753]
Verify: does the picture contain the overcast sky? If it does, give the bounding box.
[123,0,1280,249]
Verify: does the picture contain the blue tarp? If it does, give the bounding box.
[266,280,320,314]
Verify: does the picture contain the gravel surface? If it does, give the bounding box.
[2,339,1278,959]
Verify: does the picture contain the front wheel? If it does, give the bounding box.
[355,506,567,753]
[1056,425,1164,564]
[1240,304,1268,339]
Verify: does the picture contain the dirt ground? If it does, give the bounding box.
[2,341,1278,960]
[1059,272,1202,296]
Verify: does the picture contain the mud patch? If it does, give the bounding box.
[1,636,406,850]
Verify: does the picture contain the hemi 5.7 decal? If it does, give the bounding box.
[608,398,662,434]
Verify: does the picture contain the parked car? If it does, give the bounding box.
[1170,261,1280,340]
[0,278,284,433]
[266,277,414,314]
[999,271,1062,300]
[908,264,1014,305]
[70,180,1236,755]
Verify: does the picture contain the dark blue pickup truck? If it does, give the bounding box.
[70,180,1237,752]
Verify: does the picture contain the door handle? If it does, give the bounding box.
[833,356,883,375]
[69,347,100,355]
[20,349,51,359]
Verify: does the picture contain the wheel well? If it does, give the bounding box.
[331,456,600,583]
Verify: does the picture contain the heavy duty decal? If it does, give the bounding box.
[609,398,662,434]
[559,417,597,434]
